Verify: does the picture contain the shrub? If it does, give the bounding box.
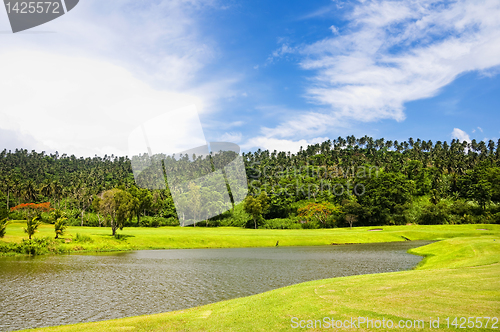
[0,237,61,256]
[140,216,179,227]
[261,218,302,229]
[74,233,93,243]
[301,220,320,229]
[418,202,449,225]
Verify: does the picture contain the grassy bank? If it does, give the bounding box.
[21,235,500,332]
[2,223,500,254]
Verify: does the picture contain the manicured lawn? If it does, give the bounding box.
[2,223,499,253]
[20,235,500,332]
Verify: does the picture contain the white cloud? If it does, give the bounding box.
[451,128,471,143]
[0,0,240,156]
[0,0,218,90]
[267,44,295,63]
[217,132,242,143]
[244,0,500,153]
[329,25,339,34]
[300,0,500,122]
[0,51,206,157]
[261,112,346,138]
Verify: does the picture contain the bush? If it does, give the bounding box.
[18,238,49,255]
[0,242,18,254]
[74,233,93,243]
[8,211,24,220]
[261,218,302,229]
[301,220,320,229]
[418,202,449,225]
[0,237,61,256]
[140,216,179,227]
[449,200,474,216]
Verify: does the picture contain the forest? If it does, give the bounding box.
[1,135,500,230]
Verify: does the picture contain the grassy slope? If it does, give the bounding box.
[2,223,500,253]
[21,234,500,332]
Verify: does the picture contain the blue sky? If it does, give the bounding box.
[1,0,499,156]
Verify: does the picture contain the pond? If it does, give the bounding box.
[0,241,432,331]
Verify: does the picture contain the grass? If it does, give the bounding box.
[20,234,500,332]
[2,222,499,254]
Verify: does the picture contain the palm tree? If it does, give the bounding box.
[54,217,67,239]
[24,217,41,240]
[0,218,9,238]
[23,180,38,202]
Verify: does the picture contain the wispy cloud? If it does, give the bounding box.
[217,132,243,143]
[329,25,339,34]
[243,0,500,152]
[300,0,500,122]
[267,43,296,64]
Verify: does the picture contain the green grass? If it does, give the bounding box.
[2,223,499,254]
[21,235,500,332]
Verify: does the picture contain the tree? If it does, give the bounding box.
[341,198,363,229]
[298,202,340,227]
[10,202,53,221]
[357,172,414,225]
[487,167,500,204]
[91,195,104,227]
[457,163,493,210]
[0,218,9,238]
[243,192,270,229]
[96,189,138,236]
[54,217,67,239]
[128,186,153,226]
[24,216,41,240]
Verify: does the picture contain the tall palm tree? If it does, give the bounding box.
[23,180,38,203]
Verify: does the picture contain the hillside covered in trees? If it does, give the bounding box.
[1,136,500,229]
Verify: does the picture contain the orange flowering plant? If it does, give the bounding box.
[298,202,342,225]
[10,202,54,220]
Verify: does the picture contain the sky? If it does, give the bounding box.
[1,0,499,157]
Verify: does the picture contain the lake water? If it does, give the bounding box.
[0,241,432,331]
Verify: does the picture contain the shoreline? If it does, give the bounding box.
[1,223,499,257]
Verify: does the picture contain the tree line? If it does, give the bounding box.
[1,135,500,230]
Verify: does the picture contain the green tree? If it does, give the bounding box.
[341,198,363,229]
[243,192,270,229]
[357,172,414,225]
[96,189,138,236]
[298,202,340,227]
[128,186,153,226]
[92,195,105,227]
[24,216,41,240]
[0,218,9,238]
[458,163,493,210]
[487,167,500,204]
[54,217,67,239]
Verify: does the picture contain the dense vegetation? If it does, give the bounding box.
[1,136,500,231]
